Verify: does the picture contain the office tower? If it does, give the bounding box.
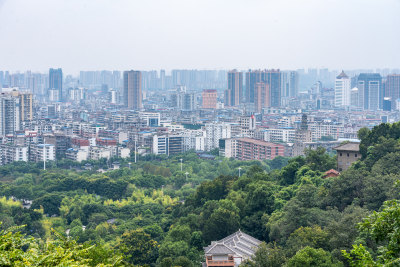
[49,68,63,101]
[225,70,243,106]
[264,70,281,107]
[357,73,382,110]
[123,70,142,109]
[287,71,299,97]
[202,89,217,109]
[254,82,269,113]
[334,71,351,107]
[0,94,20,136]
[383,97,392,111]
[245,70,258,103]
[280,71,299,98]
[351,87,359,107]
[386,74,400,106]
[245,69,281,107]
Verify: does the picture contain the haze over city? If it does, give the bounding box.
[0,0,399,74]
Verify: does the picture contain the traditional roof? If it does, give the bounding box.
[204,230,262,259]
[323,169,340,178]
[333,142,360,152]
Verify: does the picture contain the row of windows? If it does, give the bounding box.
[339,152,358,158]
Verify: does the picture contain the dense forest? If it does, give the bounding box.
[2,122,400,266]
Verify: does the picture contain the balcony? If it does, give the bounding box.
[206,256,235,267]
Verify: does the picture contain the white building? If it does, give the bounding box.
[204,123,231,151]
[0,94,20,136]
[31,144,55,162]
[139,112,160,126]
[182,130,205,151]
[263,128,296,143]
[89,146,112,160]
[0,144,28,165]
[66,148,89,162]
[335,71,351,107]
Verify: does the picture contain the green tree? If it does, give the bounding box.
[343,200,400,266]
[117,228,158,265]
[286,226,329,257]
[287,246,343,267]
[241,242,286,267]
[304,147,336,172]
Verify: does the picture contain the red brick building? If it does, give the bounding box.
[202,89,217,109]
[234,138,284,160]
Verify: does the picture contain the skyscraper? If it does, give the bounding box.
[123,70,142,109]
[225,70,243,106]
[245,70,281,107]
[263,70,281,107]
[280,71,299,98]
[254,82,269,113]
[245,70,258,103]
[386,74,400,106]
[357,73,382,110]
[49,68,63,101]
[334,71,351,107]
[0,94,20,136]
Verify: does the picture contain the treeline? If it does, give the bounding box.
[1,122,400,266]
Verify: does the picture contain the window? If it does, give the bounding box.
[347,153,349,157]
[340,153,342,156]
[355,154,358,157]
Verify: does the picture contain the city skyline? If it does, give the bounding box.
[0,0,399,74]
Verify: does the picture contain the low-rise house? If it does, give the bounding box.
[333,142,360,172]
[203,230,262,267]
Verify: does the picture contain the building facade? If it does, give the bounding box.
[123,70,142,109]
[334,71,351,107]
[225,70,243,106]
[357,73,382,110]
[202,89,217,109]
[49,68,63,101]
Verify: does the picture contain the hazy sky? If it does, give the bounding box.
[0,0,399,74]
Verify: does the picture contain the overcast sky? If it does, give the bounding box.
[0,0,399,75]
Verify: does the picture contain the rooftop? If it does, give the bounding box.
[336,70,349,79]
[333,142,360,152]
[204,230,262,259]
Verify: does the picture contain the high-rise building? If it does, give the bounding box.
[49,68,63,101]
[225,70,243,106]
[246,70,281,107]
[357,73,382,110]
[202,89,217,109]
[334,71,351,107]
[264,70,281,107]
[281,71,299,98]
[123,70,142,109]
[386,74,400,106]
[0,94,20,136]
[18,92,33,121]
[245,70,258,103]
[254,82,269,113]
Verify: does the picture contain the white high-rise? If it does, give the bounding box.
[0,94,20,136]
[334,71,351,107]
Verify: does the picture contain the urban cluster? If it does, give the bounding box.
[0,68,399,166]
